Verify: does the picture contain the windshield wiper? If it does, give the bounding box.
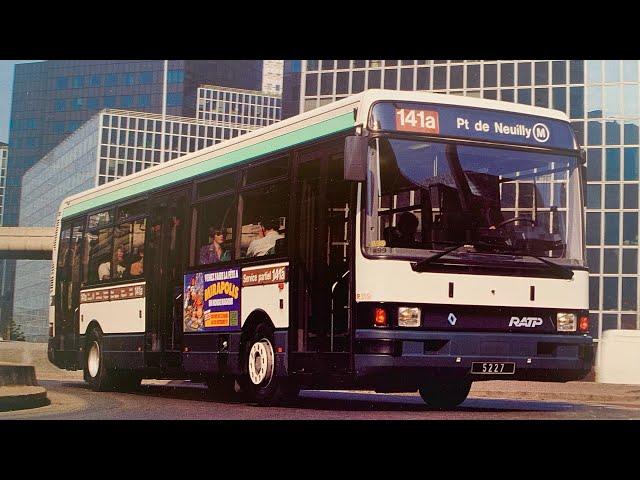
[411,242,477,272]
[411,242,575,279]
[512,252,574,280]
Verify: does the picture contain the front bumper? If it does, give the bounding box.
[355,329,594,387]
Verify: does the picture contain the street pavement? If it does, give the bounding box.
[1,378,639,420]
[1,340,639,419]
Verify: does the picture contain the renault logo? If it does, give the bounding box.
[448,313,457,326]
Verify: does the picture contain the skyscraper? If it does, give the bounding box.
[197,85,281,128]
[2,60,263,333]
[0,142,7,225]
[262,60,284,95]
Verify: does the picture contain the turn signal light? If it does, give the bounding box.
[578,315,589,332]
[374,307,388,327]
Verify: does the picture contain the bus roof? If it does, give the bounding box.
[59,89,571,219]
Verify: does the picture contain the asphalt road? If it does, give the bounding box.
[2,379,640,420]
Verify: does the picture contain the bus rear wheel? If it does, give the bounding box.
[418,379,472,410]
[241,323,299,406]
[83,329,116,391]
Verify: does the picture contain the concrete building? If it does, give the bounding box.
[3,59,263,333]
[13,109,258,341]
[197,85,281,129]
[283,59,640,344]
[262,60,284,96]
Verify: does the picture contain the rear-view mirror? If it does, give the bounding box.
[344,136,368,182]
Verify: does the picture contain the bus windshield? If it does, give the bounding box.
[365,137,584,265]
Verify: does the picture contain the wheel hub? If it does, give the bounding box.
[88,341,100,378]
[248,339,274,386]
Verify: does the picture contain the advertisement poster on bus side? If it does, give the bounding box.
[184,267,241,332]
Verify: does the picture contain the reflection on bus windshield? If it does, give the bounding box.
[369,138,579,260]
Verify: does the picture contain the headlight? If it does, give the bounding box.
[557,312,577,332]
[398,307,421,327]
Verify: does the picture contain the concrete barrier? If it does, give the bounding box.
[0,363,38,387]
[596,329,640,385]
[0,362,48,411]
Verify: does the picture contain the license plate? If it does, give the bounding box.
[471,362,515,374]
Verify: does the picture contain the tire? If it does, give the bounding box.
[418,379,472,410]
[83,329,116,392]
[241,323,299,406]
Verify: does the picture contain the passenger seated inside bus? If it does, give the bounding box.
[98,247,126,281]
[130,246,144,276]
[247,217,284,257]
[199,227,231,265]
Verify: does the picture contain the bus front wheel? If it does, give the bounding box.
[241,323,299,406]
[418,379,472,410]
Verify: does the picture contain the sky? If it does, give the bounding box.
[0,60,41,143]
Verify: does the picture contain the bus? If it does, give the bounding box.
[48,89,594,408]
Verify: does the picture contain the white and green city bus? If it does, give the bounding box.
[48,89,594,407]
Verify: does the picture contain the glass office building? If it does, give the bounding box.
[0,143,7,339]
[0,142,7,225]
[13,109,258,340]
[7,60,263,227]
[3,59,263,332]
[283,60,640,345]
[197,85,282,128]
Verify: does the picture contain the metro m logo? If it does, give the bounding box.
[532,123,550,143]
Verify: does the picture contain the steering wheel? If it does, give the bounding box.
[494,217,537,229]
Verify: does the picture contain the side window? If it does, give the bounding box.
[195,195,235,266]
[85,227,114,284]
[70,222,84,285]
[114,218,146,278]
[56,226,72,313]
[240,182,290,258]
[57,227,72,273]
[244,156,288,185]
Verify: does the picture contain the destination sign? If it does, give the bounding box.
[370,101,577,150]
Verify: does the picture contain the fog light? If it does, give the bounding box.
[398,307,420,327]
[578,315,589,333]
[374,307,388,327]
[557,312,577,332]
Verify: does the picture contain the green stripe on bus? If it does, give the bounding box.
[62,112,354,219]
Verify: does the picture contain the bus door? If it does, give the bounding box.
[54,219,84,363]
[145,190,189,367]
[294,141,354,364]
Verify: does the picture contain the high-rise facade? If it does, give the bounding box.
[262,60,284,95]
[197,85,281,129]
[14,108,259,340]
[7,60,262,226]
[0,142,7,225]
[3,60,263,332]
[283,60,640,344]
[0,142,7,339]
